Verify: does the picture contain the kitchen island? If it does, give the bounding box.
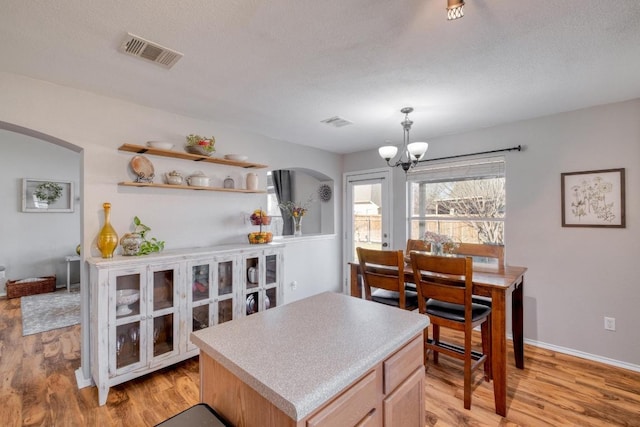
[191,291,430,427]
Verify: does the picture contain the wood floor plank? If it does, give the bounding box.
[2,291,640,426]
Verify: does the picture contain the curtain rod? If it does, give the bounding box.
[419,145,522,163]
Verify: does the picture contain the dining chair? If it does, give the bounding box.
[356,247,418,311]
[409,252,492,410]
[407,240,504,307]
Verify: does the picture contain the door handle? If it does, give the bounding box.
[382,243,388,247]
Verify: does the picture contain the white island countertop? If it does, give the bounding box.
[191,291,429,421]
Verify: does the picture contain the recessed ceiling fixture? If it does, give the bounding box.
[320,116,353,128]
[118,33,183,69]
[447,0,465,20]
[378,107,428,173]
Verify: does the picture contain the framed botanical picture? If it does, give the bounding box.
[22,179,74,213]
[561,168,625,228]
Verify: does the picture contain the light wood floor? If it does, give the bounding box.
[2,292,639,426]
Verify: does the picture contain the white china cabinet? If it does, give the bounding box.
[87,244,283,405]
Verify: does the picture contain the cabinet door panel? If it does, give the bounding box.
[383,367,424,427]
[307,369,379,427]
[383,335,422,394]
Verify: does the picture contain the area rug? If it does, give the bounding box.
[21,291,80,336]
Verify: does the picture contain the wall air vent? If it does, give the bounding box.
[321,116,353,128]
[119,33,183,69]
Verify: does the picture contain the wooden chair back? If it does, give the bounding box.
[406,239,429,253]
[451,243,504,266]
[409,252,473,314]
[407,239,504,266]
[356,247,407,305]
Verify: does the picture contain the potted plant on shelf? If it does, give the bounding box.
[185,134,216,156]
[120,216,165,255]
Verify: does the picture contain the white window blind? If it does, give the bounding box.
[408,156,505,183]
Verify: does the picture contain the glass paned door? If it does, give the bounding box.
[344,169,391,294]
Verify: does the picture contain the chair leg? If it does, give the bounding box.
[464,338,472,409]
[481,316,492,381]
[432,324,440,364]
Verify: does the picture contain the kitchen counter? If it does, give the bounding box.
[191,291,429,425]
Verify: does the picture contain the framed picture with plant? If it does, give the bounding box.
[561,168,625,228]
[22,178,74,213]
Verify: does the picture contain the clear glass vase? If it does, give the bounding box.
[294,216,302,237]
[431,242,443,256]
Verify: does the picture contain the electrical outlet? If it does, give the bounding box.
[291,281,298,291]
[604,317,616,331]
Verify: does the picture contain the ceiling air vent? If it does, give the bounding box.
[119,33,183,69]
[321,116,353,128]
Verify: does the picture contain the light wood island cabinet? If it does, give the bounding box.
[191,292,429,427]
[87,244,283,405]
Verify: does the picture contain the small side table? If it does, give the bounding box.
[65,255,80,292]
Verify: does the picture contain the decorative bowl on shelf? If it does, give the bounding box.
[185,145,213,156]
[147,141,174,150]
[224,154,248,162]
[116,289,140,316]
[248,232,273,244]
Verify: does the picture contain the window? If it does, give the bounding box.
[266,172,284,236]
[407,156,505,245]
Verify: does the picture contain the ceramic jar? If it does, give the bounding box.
[246,173,258,191]
[187,171,210,187]
[120,233,143,256]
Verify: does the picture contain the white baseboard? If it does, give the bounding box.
[509,334,640,373]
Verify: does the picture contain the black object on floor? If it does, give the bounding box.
[155,403,231,427]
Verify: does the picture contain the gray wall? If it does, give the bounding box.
[345,98,640,368]
[0,130,81,292]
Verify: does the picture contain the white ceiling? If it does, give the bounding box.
[2,0,640,154]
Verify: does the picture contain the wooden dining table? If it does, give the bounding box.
[349,259,527,417]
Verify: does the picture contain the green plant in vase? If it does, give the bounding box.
[133,216,165,255]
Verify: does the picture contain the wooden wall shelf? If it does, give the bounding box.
[118,143,268,169]
[118,181,266,194]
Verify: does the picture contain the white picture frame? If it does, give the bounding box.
[22,178,74,213]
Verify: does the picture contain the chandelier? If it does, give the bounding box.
[378,107,429,172]
[447,0,465,20]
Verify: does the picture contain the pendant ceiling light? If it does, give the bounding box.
[447,0,465,20]
[378,107,429,173]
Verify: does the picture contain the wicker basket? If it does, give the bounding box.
[6,275,56,299]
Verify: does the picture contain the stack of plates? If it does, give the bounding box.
[224,154,248,162]
[147,141,174,150]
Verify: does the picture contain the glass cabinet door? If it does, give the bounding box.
[215,257,235,323]
[116,320,142,370]
[265,253,278,288]
[263,249,281,311]
[112,269,145,373]
[149,264,179,363]
[243,253,261,316]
